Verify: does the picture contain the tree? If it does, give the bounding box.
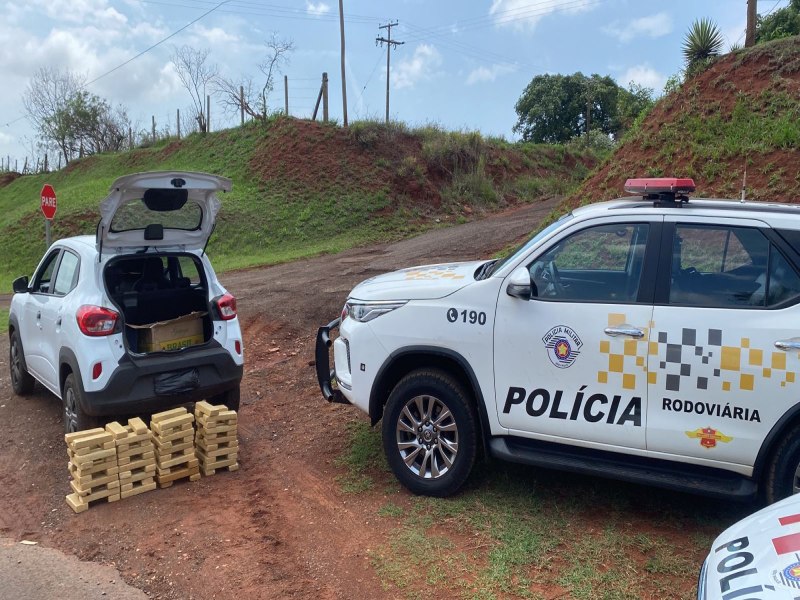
[23,67,84,165]
[682,18,724,77]
[214,34,294,120]
[171,45,218,133]
[22,67,130,164]
[616,83,655,133]
[757,0,800,43]
[513,73,636,144]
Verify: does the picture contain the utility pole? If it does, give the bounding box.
[745,0,757,47]
[338,0,348,126]
[376,21,404,124]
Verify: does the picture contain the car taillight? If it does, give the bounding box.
[216,293,237,320]
[76,305,119,336]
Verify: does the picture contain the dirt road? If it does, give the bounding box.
[0,200,559,599]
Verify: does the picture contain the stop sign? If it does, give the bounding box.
[41,184,57,220]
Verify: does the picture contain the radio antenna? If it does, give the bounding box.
[740,162,747,203]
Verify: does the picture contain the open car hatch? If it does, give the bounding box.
[97,171,232,253]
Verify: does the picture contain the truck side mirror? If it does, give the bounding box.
[506,267,534,300]
[12,276,29,294]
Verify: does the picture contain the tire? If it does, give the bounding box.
[210,385,240,412]
[9,330,35,396]
[62,373,100,434]
[765,424,800,504]
[382,369,477,497]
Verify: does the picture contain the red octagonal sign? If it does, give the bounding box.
[41,183,57,220]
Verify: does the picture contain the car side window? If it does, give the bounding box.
[668,224,788,308]
[52,251,80,296]
[527,222,649,303]
[31,250,61,294]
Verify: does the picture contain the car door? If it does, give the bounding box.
[21,249,61,391]
[494,217,660,449]
[40,250,81,392]
[647,217,800,468]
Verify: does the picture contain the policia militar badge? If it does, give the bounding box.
[543,325,583,369]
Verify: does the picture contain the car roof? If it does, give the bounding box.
[573,197,800,224]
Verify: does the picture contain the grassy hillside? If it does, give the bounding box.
[0,117,598,290]
[565,37,800,208]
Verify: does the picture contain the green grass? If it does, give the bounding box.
[0,307,8,334]
[337,421,749,600]
[0,117,598,291]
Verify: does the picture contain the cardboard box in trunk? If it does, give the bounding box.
[129,312,206,352]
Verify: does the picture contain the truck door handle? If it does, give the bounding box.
[56,317,62,327]
[604,325,645,338]
[36,311,41,320]
[775,339,800,351]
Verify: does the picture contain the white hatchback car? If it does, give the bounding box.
[318,178,800,501]
[8,171,244,432]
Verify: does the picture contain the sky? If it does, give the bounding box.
[0,0,791,168]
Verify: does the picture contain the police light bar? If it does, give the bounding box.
[624,178,696,195]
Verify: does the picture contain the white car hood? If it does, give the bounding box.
[349,261,481,301]
[702,494,800,598]
[97,171,231,252]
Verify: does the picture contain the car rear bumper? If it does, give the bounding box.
[80,342,243,416]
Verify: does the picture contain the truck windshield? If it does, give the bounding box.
[486,212,573,277]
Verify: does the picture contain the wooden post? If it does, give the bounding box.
[240,85,245,125]
[177,109,181,139]
[312,76,324,121]
[746,0,757,47]
[338,0,348,126]
[206,95,211,132]
[22,157,27,173]
[44,153,48,172]
[322,72,329,122]
[152,116,156,143]
[284,76,289,115]
[128,126,133,149]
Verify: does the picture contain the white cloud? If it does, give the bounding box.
[603,12,672,43]
[489,0,595,31]
[619,64,667,92]
[466,63,517,85]
[306,2,330,17]
[392,44,442,90]
[192,25,239,45]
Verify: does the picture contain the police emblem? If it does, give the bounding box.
[542,325,583,369]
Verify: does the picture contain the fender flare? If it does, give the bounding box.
[368,345,493,446]
[753,401,800,480]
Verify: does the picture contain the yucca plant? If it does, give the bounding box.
[682,18,725,75]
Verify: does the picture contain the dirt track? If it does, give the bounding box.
[0,200,559,599]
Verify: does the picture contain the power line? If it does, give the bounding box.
[137,0,381,24]
[4,0,232,128]
[85,0,231,87]
[401,0,607,42]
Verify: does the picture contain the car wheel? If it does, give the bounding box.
[210,385,240,412]
[62,373,100,434]
[765,424,800,504]
[9,330,35,396]
[382,369,477,497]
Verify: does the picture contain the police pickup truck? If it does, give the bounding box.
[317,178,800,500]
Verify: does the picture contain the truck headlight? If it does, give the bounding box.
[343,300,407,323]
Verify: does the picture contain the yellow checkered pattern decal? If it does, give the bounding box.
[598,315,798,393]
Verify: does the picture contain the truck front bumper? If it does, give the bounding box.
[315,318,350,405]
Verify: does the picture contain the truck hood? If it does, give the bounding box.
[349,261,481,301]
[701,493,800,598]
